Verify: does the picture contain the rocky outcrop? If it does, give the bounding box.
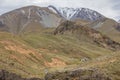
[45,69,111,80]
[0,70,42,80]
[115,23,120,31]
[54,21,120,50]
[0,69,111,80]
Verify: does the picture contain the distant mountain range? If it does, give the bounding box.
[48,5,105,21]
[0,5,108,34]
[0,5,119,36]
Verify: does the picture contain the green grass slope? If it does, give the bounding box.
[89,18,120,43]
[0,27,115,78]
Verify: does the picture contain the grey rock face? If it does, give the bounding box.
[0,6,62,34]
[0,70,42,80]
[0,69,111,80]
[45,69,111,80]
[48,5,105,21]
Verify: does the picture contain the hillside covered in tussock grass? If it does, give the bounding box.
[0,20,120,80]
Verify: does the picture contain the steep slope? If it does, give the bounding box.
[0,6,62,34]
[88,18,120,42]
[48,5,105,21]
[54,21,120,50]
[115,23,120,31]
[118,19,120,23]
[79,51,120,80]
[0,26,116,78]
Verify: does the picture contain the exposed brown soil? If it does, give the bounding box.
[0,41,37,55]
[0,40,43,63]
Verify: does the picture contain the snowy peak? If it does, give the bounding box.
[57,7,80,20]
[48,5,105,21]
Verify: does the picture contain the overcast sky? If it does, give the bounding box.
[0,0,120,20]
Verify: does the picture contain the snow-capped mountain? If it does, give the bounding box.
[48,5,105,21]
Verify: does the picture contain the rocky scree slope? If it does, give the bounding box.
[0,69,111,80]
[87,18,120,42]
[0,6,62,34]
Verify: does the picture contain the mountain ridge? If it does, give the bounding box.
[48,5,105,21]
[0,5,62,34]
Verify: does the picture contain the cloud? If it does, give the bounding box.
[0,0,120,20]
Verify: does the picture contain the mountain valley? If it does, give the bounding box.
[0,5,120,80]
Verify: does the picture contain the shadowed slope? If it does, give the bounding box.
[54,21,120,50]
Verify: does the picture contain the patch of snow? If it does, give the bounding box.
[57,7,80,20]
[48,7,57,14]
[21,10,25,14]
[93,22,104,28]
[93,12,97,16]
[36,12,41,17]
[19,21,30,33]
[28,8,31,19]
[49,6,104,21]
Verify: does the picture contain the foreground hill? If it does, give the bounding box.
[0,20,120,79]
[0,69,111,80]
